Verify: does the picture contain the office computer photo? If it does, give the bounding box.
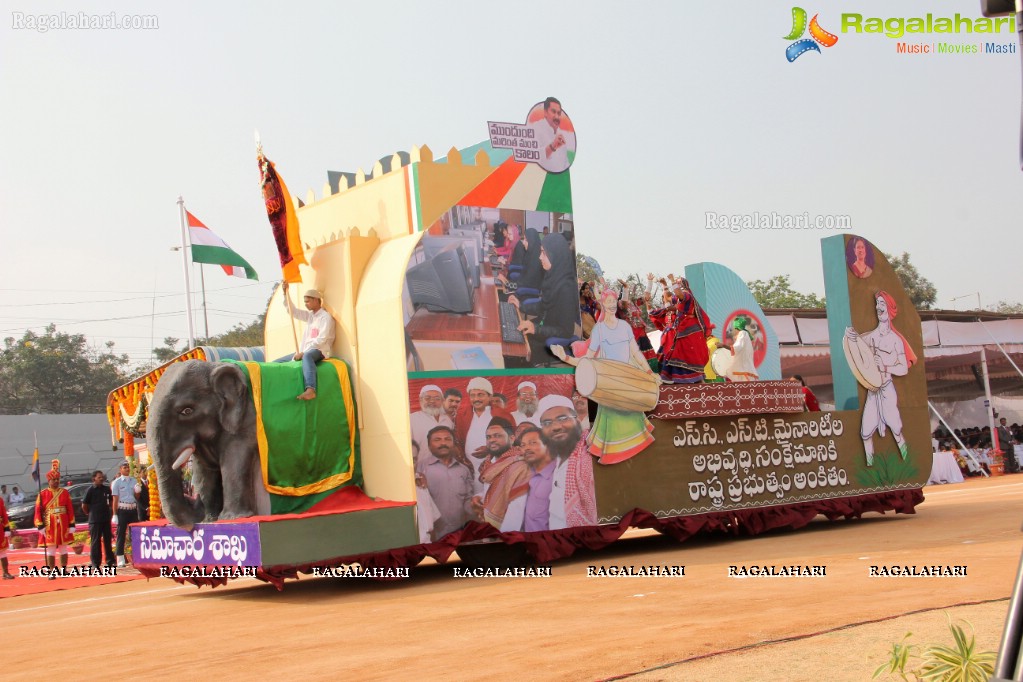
[405,242,476,314]
[447,224,485,259]
[421,235,481,288]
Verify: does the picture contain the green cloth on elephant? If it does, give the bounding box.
[229,359,362,515]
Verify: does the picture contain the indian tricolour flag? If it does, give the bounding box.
[186,211,258,280]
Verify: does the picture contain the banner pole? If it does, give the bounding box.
[284,285,301,355]
[177,196,196,348]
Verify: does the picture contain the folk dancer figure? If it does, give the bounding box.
[845,291,917,466]
[651,278,711,384]
[34,460,74,579]
[552,286,657,464]
[617,285,657,370]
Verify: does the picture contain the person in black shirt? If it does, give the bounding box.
[501,228,544,295]
[137,472,150,522]
[81,470,114,569]
[509,233,580,364]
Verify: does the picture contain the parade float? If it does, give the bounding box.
[106,99,931,588]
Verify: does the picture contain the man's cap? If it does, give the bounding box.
[537,394,575,418]
[419,384,443,397]
[467,377,493,394]
[517,381,537,393]
[304,289,322,300]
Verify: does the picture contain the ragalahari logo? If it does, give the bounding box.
[784,7,839,62]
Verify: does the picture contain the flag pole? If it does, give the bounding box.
[256,130,301,355]
[33,432,40,498]
[177,196,197,349]
[199,264,209,342]
[33,432,46,562]
[283,286,301,356]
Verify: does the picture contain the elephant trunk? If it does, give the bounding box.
[156,446,204,531]
[149,417,205,531]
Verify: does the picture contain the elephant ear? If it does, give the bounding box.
[210,363,250,434]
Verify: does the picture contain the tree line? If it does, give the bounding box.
[3,251,1017,415]
[0,317,264,415]
[578,251,939,310]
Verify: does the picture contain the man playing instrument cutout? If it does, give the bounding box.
[845,291,916,466]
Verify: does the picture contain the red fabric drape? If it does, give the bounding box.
[138,489,923,590]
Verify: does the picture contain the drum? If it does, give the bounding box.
[710,348,733,379]
[843,333,883,390]
[575,358,660,412]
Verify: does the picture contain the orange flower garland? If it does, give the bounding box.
[147,468,161,520]
[105,348,208,446]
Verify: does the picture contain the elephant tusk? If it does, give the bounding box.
[172,447,195,470]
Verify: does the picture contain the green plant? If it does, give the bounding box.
[72,530,89,545]
[873,616,995,681]
[918,618,995,681]
[873,632,918,680]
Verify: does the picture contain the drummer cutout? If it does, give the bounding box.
[723,316,759,382]
[551,284,659,465]
[842,290,917,466]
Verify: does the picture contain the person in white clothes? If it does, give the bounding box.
[529,97,575,173]
[280,283,336,401]
[8,486,24,505]
[410,384,454,454]
[510,381,541,427]
[455,377,513,497]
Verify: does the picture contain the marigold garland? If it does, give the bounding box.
[147,468,161,520]
[105,348,208,446]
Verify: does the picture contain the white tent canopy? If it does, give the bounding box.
[768,310,1023,408]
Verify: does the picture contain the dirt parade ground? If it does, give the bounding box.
[2,476,1022,681]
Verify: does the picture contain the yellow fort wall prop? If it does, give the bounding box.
[263,144,506,504]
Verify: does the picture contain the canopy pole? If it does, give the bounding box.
[979,319,1023,381]
[177,196,196,349]
[981,347,1001,454]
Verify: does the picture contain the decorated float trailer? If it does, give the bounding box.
[106,101,930,588]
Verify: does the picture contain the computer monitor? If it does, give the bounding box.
[406,242,475,314]
[422,235,480,288]
[448,225,484,259]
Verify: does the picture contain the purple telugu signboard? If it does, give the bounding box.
[132,523,261,566]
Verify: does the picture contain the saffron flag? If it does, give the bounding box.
[186,211,259,280]
[30,447,40,485]
[258,152,306,283]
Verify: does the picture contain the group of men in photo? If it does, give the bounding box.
[410,377,597,542]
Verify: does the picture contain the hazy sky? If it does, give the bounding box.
[2,0,1020,366]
